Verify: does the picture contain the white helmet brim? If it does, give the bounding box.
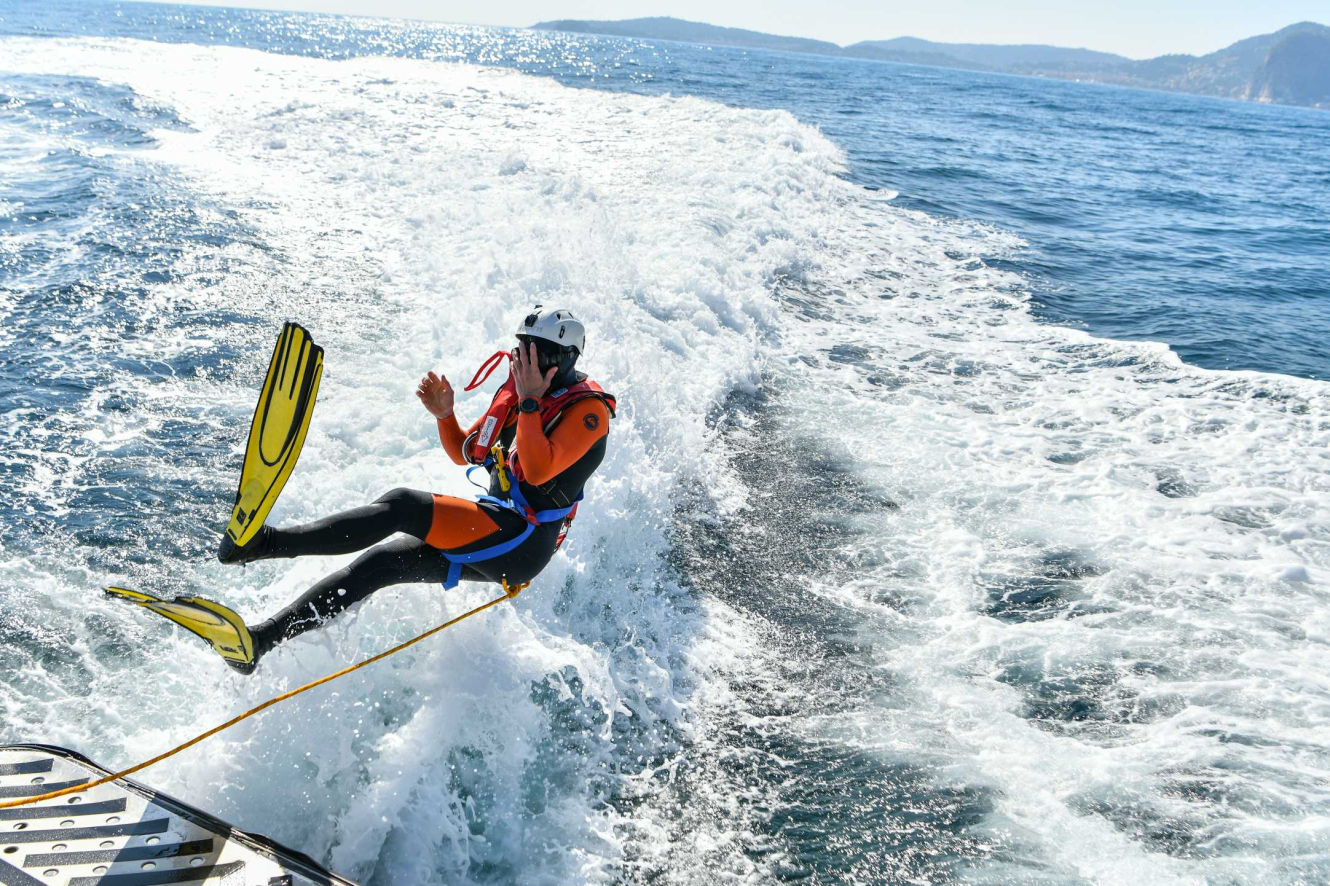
[516,306,585,355]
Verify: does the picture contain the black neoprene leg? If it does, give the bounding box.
[266,487,434,557]
[250,536,450,657]
[247,500,564,664]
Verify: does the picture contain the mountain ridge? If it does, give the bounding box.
[530,17,1330,110]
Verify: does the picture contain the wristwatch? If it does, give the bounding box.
[519,397,540,414]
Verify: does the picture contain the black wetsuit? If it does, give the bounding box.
[248,423,608,660]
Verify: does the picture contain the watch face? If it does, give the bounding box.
[521,397,539,413]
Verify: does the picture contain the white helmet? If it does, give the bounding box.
[516,306,585,355]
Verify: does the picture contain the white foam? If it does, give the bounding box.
[769,198,1330,882]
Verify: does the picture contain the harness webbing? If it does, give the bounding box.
[441,469,580,589]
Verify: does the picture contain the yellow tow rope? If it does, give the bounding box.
[0,579,529,810]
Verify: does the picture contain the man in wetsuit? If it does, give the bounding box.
[218,307,614,667]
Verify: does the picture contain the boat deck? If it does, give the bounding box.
[0,745,356,886]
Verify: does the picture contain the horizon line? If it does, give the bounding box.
[110,1,1327,61]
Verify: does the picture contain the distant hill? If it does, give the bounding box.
[1079,22,1330,104]
[844,36,1128,71]
[530,17,1330,110]
[531,17,839,55]
[1246,31,1330,106]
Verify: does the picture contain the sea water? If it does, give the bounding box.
[1,2,1328,884]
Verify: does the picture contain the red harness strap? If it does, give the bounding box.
[464,350,509,392]
[462,352,518,466]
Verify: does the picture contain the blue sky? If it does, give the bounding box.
[157,0,1327,59]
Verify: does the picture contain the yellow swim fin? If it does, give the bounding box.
[225,322,323,547]
[106,587,256,674]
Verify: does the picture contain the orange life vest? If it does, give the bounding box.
[461,351,617,472]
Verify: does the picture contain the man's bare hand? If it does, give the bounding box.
[417,371,455,420]
[513,342,557,399]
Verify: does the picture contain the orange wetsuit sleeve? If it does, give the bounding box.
[437,413,482,466]
[516,399,610,486]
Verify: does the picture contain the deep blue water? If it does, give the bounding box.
[4,0,1329,377]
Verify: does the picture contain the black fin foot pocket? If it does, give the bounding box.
[217,525,277,565]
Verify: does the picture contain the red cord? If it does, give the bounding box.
[464,350,510,391]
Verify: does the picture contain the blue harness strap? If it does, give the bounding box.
[440,473,581,589]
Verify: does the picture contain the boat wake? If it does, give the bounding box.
[1,35,1327,885]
